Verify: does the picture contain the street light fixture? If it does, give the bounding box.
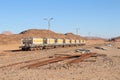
[44,18,53,44]
[44,18,53,31]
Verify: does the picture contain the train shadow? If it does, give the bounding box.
[4,49,23,52]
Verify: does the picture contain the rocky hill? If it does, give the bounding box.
[111,36,120,42]
[0,29,85,45]
[1,31,13,35]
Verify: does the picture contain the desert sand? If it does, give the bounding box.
[0,42,119,80]
[0,29,120,80]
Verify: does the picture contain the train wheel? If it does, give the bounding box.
[22,48,25,51]
[54,46,56,48]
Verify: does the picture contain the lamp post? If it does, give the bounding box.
[44,18,53,44]
[44,18,53,38]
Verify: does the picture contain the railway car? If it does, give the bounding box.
[80,40,86,45]
[20,38,44,50]
[63,39,71,46]
[75,40,80,46]
[76,40,79,44]
[55,38,64,46]
[70,39,76,46]
[44,38,55,45]
[19,37,86,51]
[43,38,56,48]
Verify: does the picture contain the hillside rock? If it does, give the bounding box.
[111,36,120,42]
[1,31,13,35]
[0,29,85,45]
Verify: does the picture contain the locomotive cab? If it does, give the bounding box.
[20,38,32,50]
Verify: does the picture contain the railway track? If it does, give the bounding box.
[68,53,96,64]
[0,52,97,69]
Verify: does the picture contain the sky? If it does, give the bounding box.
[0,0,120,38]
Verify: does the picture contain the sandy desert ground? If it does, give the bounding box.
[0,41,120,80]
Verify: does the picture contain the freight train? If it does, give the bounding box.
[19,37,86,51]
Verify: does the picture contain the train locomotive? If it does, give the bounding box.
[19,37,86,51]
